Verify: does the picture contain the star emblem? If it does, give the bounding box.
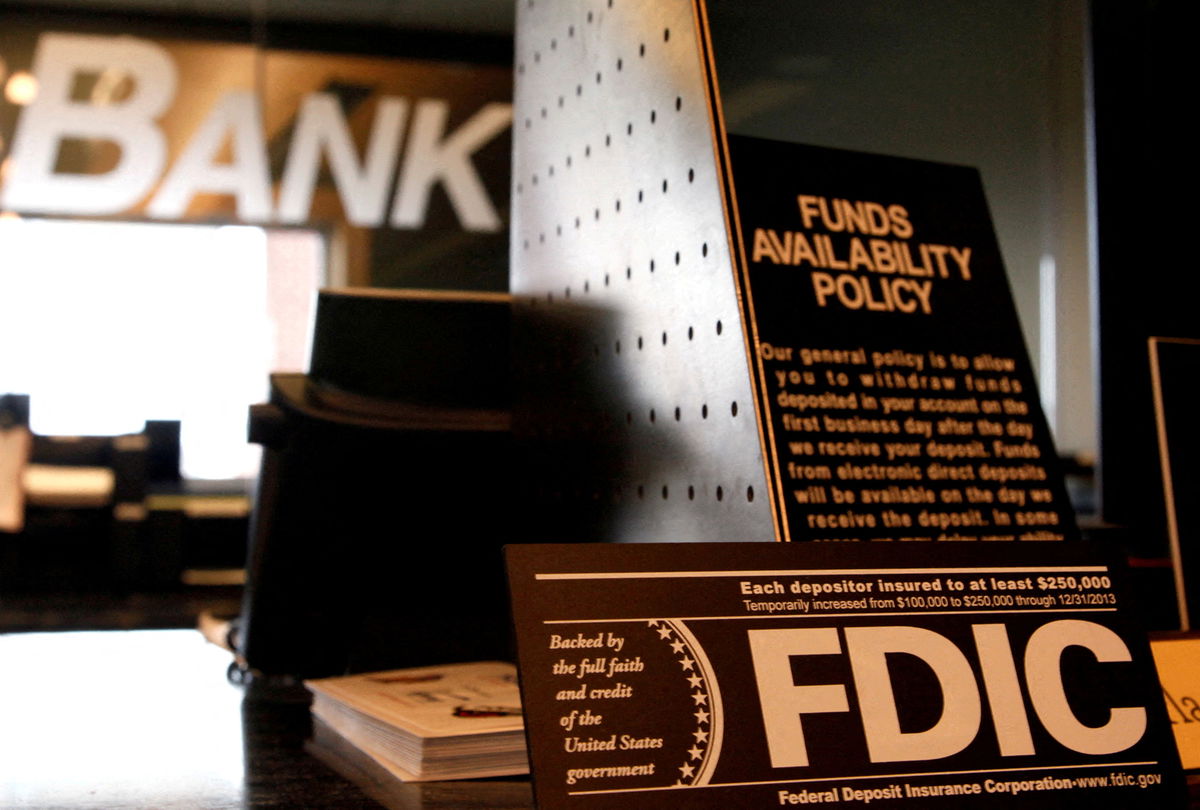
[679,763,696,779]
[687,674,703,688]
[692,691,708,706]
[694,708,710,724]
[678,655,695,671]
[657,626,673,639]
[688,744,704,760]
[692,729,709,743]
[670,639,686,654]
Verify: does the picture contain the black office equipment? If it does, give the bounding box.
[239,288,513,679]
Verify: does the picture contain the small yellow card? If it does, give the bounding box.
[1152,636,1200,770]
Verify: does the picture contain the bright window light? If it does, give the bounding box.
[0,218,322,480]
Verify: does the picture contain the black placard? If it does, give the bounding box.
[506,542,1184,808]
[726,137,1075,542]
[1149,336,1200,629]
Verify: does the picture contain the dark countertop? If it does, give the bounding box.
[0,629,531,809]
[2,629,1195,809]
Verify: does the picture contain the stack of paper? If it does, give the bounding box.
[305,661,527,781]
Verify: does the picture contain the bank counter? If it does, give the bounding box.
[0,630,529,810]
[1,629,1195,809]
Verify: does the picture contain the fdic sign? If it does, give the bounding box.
[506,543,1186,809]
[0,32,511,231]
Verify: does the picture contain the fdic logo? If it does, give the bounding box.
[0,33,511,230]
[750,620,1146,766]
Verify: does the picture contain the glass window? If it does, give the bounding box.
[0,217,323,479]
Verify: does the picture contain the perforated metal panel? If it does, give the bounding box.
[510,0,773,542]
